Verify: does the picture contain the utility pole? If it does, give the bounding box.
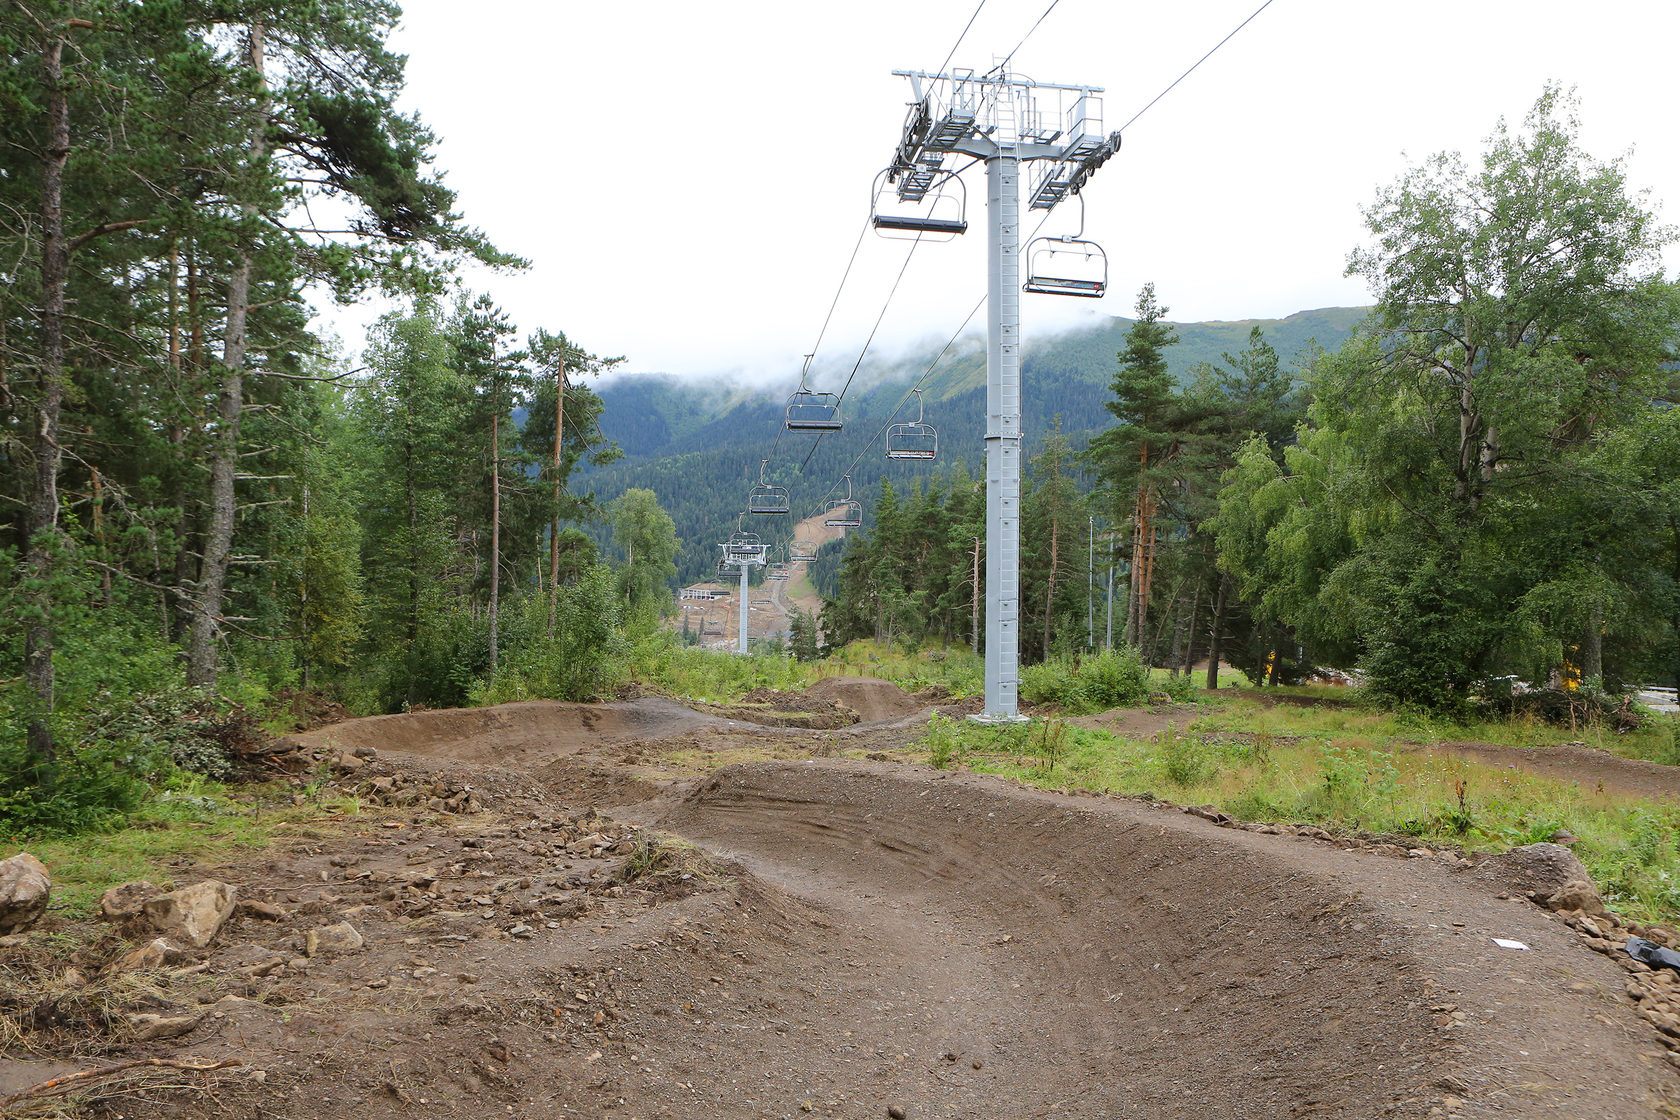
[1105,548,1115,650]
[884,67,1121,721]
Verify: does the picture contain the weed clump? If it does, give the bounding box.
[921,714,963,770]
[617,832,719,888]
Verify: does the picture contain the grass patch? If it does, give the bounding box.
[17,780,382,919]
[817,641,984,699]
[916,710,1680,924]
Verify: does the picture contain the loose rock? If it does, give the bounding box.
[125,1011,205,1041]
[305,921,365,957]
[142,880,236,947]
[238,899,290,922]
[112,937,188,973]
[0,852,51,935]
[100,880,162,921]
[1543,878,1608,918]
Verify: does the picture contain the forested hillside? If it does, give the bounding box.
[581,307,1365,585]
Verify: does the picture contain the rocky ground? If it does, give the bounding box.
[3,680,1680,1119]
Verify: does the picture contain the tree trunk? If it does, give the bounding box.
[1205,575,1227,690]
[23,30,72,760]
[1043,516,1058,660]
[1581,552,1604,685]
[547,363,566,634]
[489,405,501,676]
[1151,576,1182,670]
[170,244,202,641]
[187,21,267,687]
[1180,580,1200,677]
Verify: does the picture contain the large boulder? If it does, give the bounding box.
[0,852,51,934]
[140,880,236,948]
[1473,843,1608,915]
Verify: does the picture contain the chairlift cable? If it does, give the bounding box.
[799,204,1056,518]
[1115,0,1278,136]
[796,232,926,471]
[937,0,989,78]
[985,0,1062,80]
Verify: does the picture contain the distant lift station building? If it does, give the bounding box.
[880,67,1121,721]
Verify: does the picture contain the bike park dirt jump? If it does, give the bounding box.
[14,681,1680,1119]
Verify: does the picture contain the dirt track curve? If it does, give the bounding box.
[21,687,1675,1120]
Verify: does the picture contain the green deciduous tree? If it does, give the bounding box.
[1218,87,1680,707]
[609,489,680,612]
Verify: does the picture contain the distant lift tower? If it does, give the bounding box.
[720,535,768,655]
[883,67,1121,721]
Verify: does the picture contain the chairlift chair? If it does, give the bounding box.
[1021,200,1108,298]
[790,538,819,563]
[1022,235,1108,297]
[748,459,791,514]
[885,388,938,461]
[823,474,863,529]
[871,167,969,240]
[767,563,791,581]
[785,388,843,432]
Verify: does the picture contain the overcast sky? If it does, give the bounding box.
[316,0,1680,385]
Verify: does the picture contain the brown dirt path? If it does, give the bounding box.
[10,694,1678,1120]
[640,761,1672,1119]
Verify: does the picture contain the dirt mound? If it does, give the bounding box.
[283,696,722,763]
[803,675,925,722]
[700,688,859,729]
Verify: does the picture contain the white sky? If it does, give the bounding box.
[317,0,1680,385]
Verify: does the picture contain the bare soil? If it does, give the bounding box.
[5,692,1679,1119]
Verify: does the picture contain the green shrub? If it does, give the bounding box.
[0,742,154,836]
[1020,648,1150,715]
[475,565,628,703]
[1161,672,1199,703]
[921,713,962,769]
[1158,726,1214,785]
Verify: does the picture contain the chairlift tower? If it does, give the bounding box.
[884,66,1121,721]
[719,542,767,655]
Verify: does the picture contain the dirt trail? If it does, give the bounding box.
[10,694,1679,1120]
[642,762,1666,1118]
